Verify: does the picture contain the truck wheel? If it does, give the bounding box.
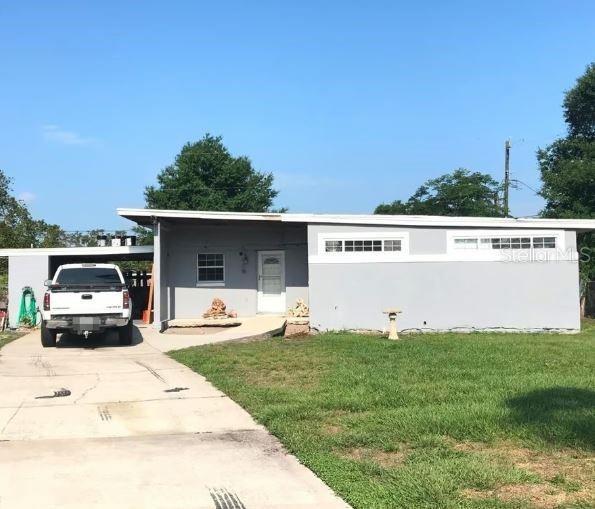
[118,320,133,346]
[41,322,57,348]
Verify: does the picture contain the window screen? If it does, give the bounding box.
[197,253,224,283]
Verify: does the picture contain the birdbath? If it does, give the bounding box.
[383,309,402,340]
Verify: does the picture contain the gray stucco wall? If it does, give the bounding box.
[309,260,580,332]
[308,224,581,331]
[159,221,308,320]
[8,255,49,327]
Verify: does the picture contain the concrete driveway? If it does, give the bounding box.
[0,327,349,509]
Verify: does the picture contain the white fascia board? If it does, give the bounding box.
[117,208,282,222]
[0,246,154,257]
[117,208,595,231]
[284,214,595,230]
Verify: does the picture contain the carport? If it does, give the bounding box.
[0,246,154,328]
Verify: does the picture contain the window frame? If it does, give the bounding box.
[447,230,564,255]
[196,252,225,287]
[319,231,410,258]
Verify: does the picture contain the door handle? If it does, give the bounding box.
[81,294,93,300]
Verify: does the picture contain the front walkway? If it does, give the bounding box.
[0,327,348,509]
[144,314,287,352]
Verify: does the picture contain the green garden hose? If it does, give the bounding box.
[17,286,38,327]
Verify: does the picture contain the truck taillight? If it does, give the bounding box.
[43,292,50,311]
[123,290,130,309]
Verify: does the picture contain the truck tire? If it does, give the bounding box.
[118,320,133,346]
[41,322,57,348]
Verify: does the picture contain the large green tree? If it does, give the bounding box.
[375,169,503,217]
[0,171,65,249]
[538,63,595,300]
[0,171,66,291]
[145,134,279,212]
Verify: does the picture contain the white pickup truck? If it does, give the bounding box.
[41,263,133,347]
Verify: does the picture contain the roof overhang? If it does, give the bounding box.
[0,245,154,257]
[117,208,595,231]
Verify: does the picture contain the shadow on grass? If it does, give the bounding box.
[507,387,595,450]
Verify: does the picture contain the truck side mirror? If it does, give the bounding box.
[44,279,53,287]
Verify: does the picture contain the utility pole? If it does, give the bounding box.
[503,139,511,217]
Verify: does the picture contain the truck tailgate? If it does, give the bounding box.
[51,289,124,315]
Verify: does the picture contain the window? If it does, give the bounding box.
[56,267,122,286]
[324,238,402,253]
[454,238,478,249]
[197,253,224,284]
[325,240,343,252]
[490,237,531,250]
[452,235,556,250]
[533,237,556,249]
[383,239,402,251]
[345,240,382,252]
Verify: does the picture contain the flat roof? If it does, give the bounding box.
[0,245,154,257]
[117,208,595,231]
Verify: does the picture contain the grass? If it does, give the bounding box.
[0,330,24,349]
[170,322,595,509]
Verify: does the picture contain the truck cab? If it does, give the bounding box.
[41,263,133,347]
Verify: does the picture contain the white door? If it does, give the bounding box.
[257,251,286,313]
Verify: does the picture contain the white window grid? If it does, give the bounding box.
[452,235,557,250]
[197,253,225,284]
[324,238,403,253]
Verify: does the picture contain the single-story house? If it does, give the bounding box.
[117,208,595,333]
[2,208,594,333]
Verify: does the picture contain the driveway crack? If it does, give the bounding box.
[1,400,23,434]
[74,373,101,404]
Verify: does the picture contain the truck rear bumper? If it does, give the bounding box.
[46,315,129,333]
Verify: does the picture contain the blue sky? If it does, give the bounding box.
[1,1,593,231]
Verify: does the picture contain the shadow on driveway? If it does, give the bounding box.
[56,325,143,349]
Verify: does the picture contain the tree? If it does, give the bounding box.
[538,63,595,311]
[145,134,279,212]
[0,171,66,249]
[563,63,595,139]
[375,169,503,217]
[0,171,66,290]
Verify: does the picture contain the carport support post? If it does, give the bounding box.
[152,220,161,330]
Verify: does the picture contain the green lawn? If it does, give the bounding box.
[170,322,595,509]
[0,330,23,349]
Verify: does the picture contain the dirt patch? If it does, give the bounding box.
[456,440,594,508]
[163,327,228,336]
[320,410,350,436]
[463,482,591,509]
[340,445,410,468]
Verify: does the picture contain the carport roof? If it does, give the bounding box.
[0,245,154,257]
[117,207,595,231]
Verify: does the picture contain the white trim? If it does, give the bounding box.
[0,245,154,257]
[117,207,595,231]
[446,229,566,254]
[317,231,410,259]
[196,252,225,287]
[309,251,579,264]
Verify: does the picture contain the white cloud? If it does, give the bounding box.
[42,124,97,146]
[17,191,36,203]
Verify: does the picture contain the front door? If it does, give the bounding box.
[257,251,286,313]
